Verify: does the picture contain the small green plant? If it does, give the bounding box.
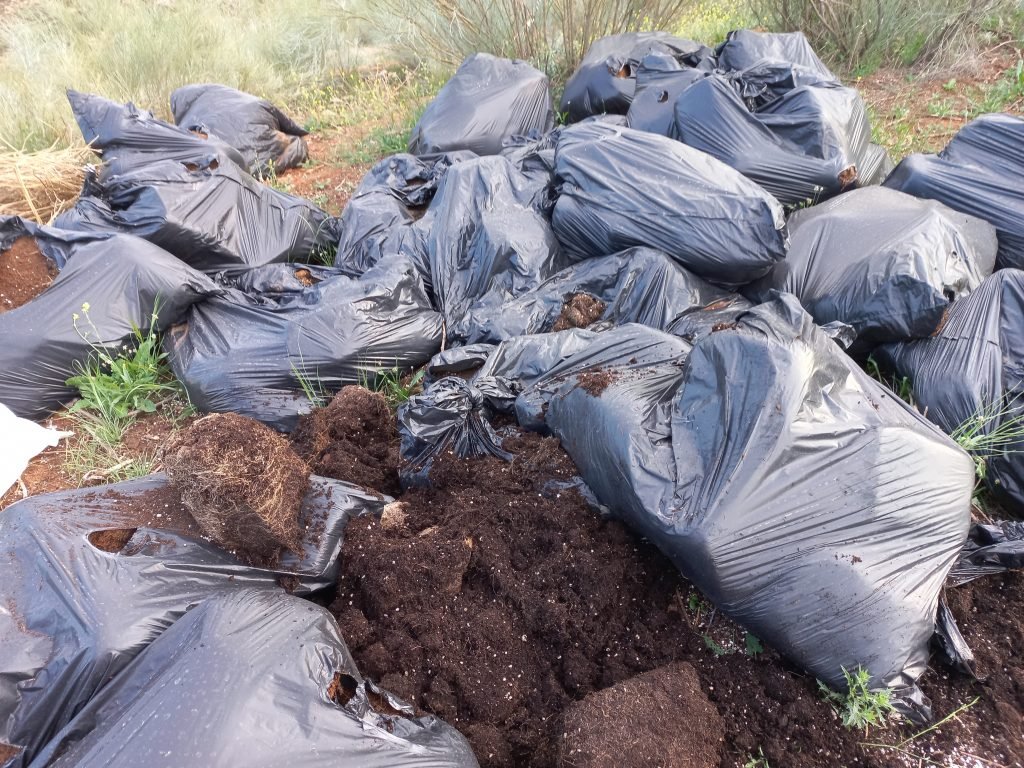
[864,357,914,406]
[977,58,1024,114]
[951,398,1024,484]
[292,362,331,409]
[818,667,894,732]
[362,367,425,408]
[703,633,734,657]
[743,747,770,768]
[744,632,764,657]
[65,303,181,439]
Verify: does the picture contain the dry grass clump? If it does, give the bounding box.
[0,142,92,223]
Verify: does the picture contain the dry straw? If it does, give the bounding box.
[0,141,93,224]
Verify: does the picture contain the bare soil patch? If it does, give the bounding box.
[0,236,57,313]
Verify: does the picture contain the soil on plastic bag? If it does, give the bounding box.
[163,413,308,566]
[552,293,606,332]
[85,484,200,553]
[291,387,400,496]
[327,408,1024,768]
[0,236,57,313]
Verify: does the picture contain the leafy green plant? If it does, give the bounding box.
[745,632,764,657]
[362,367,426,408]
[65,303,181,441]
[818,667,894,731]
[864,357,915,406]
[743,748,770,768]
[703,633,734,657]
[977,57,1024,114]
[292,363,331,409]
[951,398,1024,484]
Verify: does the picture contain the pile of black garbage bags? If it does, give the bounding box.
[3,27,1024,766]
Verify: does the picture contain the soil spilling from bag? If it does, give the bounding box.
[0,237,58,313]
[552,293,605,331]
[164,413,308,566]
[86,484,200,553]
[318,388,1024,768]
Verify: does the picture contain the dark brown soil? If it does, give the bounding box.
[85,484,200,553]
[577,369,615,397]
[0,743,21,765]
[329,412,1024,768]
[557,662,724,768]
[0,236,58,313]
[163,413,308,566]
[291,386,400,496]
[552,293,606,332]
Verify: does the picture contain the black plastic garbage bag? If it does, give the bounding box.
[500,130,561,213]
[551,121,787,287]
[66,90,246,176]
[625,59,706,136]
[560,32,711,123]
[948,520,1024,585]
[0,220,218,419]
[452,247,738,344]
[0,473,383,766]
[171,83,309,175]
[214,262,344,297]
[672,76,865,205]
[875,270,1024,511]
[397,376,515,485]
[166,257,443,431]
[747,186,997,351]
[422,155,567,325]
[716,29,837,108]
[516,297,974,700]
[884,114,1024,270]
[334,151,474,276]
[55,156,339,276]
[409,53,553,156]
[28,589,479,768]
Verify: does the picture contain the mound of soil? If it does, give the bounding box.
[0,236,58,313]
[291,386,400,496]
[577,368,615,397]
[556,662,723,768]
[330,414,1024,768]
[552,293,606,332]
[164,413,308,565]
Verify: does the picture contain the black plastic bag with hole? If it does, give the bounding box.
[397,376,516,487]
[0,218,219,419]
[451,247,738,345]
[171,83,309,176]
[551,121,787,288]
[514,297,974,711]
[874,270,1024,511]
[0,474,384,766]
[27,589,479,768]
[884,113,1024,270]
[746,186,997,353]
[165,257,443,431]
[560,32,712,123]
[334,151,475,277]
[625,57,707,136]
[409,53,554,157]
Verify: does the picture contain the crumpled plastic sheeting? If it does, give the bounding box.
[551,121,787,287]
[452,247,737,344]
[0,404,72,497]
[409,53,554,156]
[875,270,1024,511]
[747,186,997,351]
[0,474,384,766]
[0,219,219,419]
[884,113,1024,270]
[560,32,712,123]
[515,297,974,703]
[29,589,480,768]
[166,258,443,431]
[171,83,309,175]
[715,29,837,108]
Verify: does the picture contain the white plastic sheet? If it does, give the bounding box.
[0,403,71,498]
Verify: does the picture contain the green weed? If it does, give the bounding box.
[743,748,771,768]
[703,633,734,657]
[976,58,1024,114]
[745,633,764,657]
[864,357,915,406]
[819,667,895,732]
[291,363,332,409]
[951,398,1024,484]
[361,366,425,408]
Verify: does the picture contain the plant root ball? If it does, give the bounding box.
[556,662,724,768]
[163,412,309,565]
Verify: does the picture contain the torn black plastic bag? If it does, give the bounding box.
[171,83,309,175]
[715,30,837,108]
[452,247,738,344]
[875,270,1024,512]
[551,121,787,287]
[746,187,997,352]
[28,589,479,768]
[66,90,246,176]
[397,376,515,486]
[166,258,443,431]
[948,520,1024,585]
[409,53,553,156]
[334,151,474,276]
[883,114,1024,270]
[423,155,567,326]
[56,156,339,276]
[560,32,712,123]
[625,60,706,136]
[0,222,218,419]
[672,76,866,205]
[517,298,974,700]
[0,473,383,766]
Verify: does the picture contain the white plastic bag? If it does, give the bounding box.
[0,403,72,499]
